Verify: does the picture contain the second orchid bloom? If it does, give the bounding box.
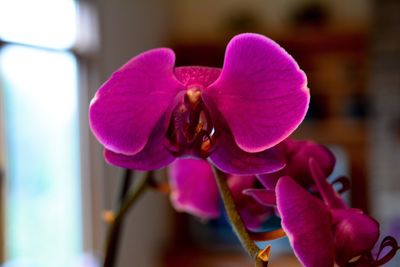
[169,139,396,267]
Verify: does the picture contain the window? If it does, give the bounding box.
[0,1,84,266]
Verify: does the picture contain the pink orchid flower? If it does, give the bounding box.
[257,138,335,189]
[255,160,398,267]
[89,33,309,174]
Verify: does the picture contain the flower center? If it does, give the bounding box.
[166,86,216,158]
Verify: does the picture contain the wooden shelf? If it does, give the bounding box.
[294,119,368,145]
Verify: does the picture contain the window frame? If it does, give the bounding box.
[0,3,98,260]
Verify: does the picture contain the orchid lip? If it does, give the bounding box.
[166,87,217,158]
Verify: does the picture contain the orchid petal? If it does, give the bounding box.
[276,176,335,267]
[255,173,282,190]
[89,48,184,155]
[287,141,335,185]
[209,130,284,175]
[243,189,277,207]
[205,33,309,153]
[236,205,273,232]
[168,158,220,219]
[227,175,256,195]
[309,158,347,209]
[257,139,335,189]
[332,209,380,266]
[104,117,175,170]
[228,175,273,231]
[174,66,221,87]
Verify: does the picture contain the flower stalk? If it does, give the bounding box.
[103,170,150,267]
[212,166,269,267]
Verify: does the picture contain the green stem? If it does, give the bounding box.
[103,171,150,267]
[114,172,150,222]
[211,167,268,266]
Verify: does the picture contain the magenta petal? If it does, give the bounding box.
[168,158,220,219]
[257,139,335,189]
[332,209,380,266]
[174,66,221,87]
[104,118,175,170]
[228,175,273,231]
[256,173,282,190]
[89,48,184,155]
[309,158,347,209]
[291,141,334,181]
[276,176,335,267]
[227,175,256,195]
[243,189,277,207]
[205,33,310,153]
[287,140,335,184]
[236,203,272,232]
[105,148,174,171]
[209,130,284,175]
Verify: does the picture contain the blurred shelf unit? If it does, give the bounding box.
[277,28,370,212]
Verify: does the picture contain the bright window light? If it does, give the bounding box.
[0,45,82,267]
[0,0,77,49]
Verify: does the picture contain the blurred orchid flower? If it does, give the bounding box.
[89,33,309,174]
[273,160,398,267]
[168,158,273,230]
[256,139,335,189]
[244,139,335,207]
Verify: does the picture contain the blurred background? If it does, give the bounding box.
[0,0,399,266]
